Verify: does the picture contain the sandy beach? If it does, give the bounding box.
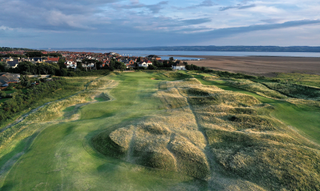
[170,55,320,76]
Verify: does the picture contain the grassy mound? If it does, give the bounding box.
[263,82,320,100]
[223,79,287,99]
[93,119,209,179]
[162,71,191,80]
[93,78,320,190]
[95,93,110,101]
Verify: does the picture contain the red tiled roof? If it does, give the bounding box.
[47,57,59,62]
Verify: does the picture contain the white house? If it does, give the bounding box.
[172,61,186,70]
[65,60,77,69]
[138,61,152,68]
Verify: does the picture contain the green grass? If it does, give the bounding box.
[271,102,320,144]
[1,71,320,190]
[0,72,200,190]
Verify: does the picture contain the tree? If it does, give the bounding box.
[109,59,115,71]
[163,60,168,67]
[47,53,62,57]
[82,58,97,71]
[0,62,8,72]
[77,62,84,71]
[17,61,33,74]
[20,75,30,87]
[114,61,126,70]
[148,65,157,70]
[6,83,15,91]
[58,58,66,69]
[25,51,43,57]
[0,91,6,98]
[56,68,68,76]
[96,61,103,70]
[152,60,158,67]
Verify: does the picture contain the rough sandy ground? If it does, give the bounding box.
[171,55,320,76]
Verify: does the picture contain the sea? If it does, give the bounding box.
[63,49,320,60]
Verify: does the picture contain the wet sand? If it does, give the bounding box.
[170,55,320,76]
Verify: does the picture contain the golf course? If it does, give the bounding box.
[0,71,320,190]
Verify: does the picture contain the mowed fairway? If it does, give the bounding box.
[1,72,195,191]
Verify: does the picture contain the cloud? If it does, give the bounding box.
[1,0,320,48]
[182,18,212,25]
[198,0,214,7]
[174,0,217,10]
[200,19,320,39]
[112,1,168,14]
[261,19,283,24]
[175,0,215,10]
[0,0,119,31]
[220,4,256,11]
[0,25,13,31]
[89,19,320,47]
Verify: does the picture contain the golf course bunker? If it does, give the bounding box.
[93,78,320,190]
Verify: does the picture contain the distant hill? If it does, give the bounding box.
[114,46,320,52]
[0,47,35,52]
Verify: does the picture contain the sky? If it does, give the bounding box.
[1,0,320,48]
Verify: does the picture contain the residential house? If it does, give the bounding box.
[146,55,161,60]
[32,57,43,62]
[47,57,59,63]
[7,60,19,68]
[5,57,14,62]
[0,73,20,87]
[138,60,152,68]
[65,60,77,69]
[126,60,136,68]
[172,61,186,70]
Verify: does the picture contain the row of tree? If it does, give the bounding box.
[0,47,34,51]
[24,51,62,58]
[0,52,62,58]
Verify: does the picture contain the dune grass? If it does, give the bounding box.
[93,74,320,190]
[223,79,287,99]
[275,72,320,88]
[192,72,320,145]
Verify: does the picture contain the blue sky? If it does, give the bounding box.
[1,0,320,48]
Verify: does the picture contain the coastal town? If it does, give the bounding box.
[0,50,186,71]
[0,49,188,87]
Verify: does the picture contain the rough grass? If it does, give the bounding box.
[275,72,320,88]
[93,76,320,190]
[223,79,287,99]
[263,81,320,100]
[93,107,210,179]
[208,129,320,190]
[2,71,320,191]
[26,78,114,122]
